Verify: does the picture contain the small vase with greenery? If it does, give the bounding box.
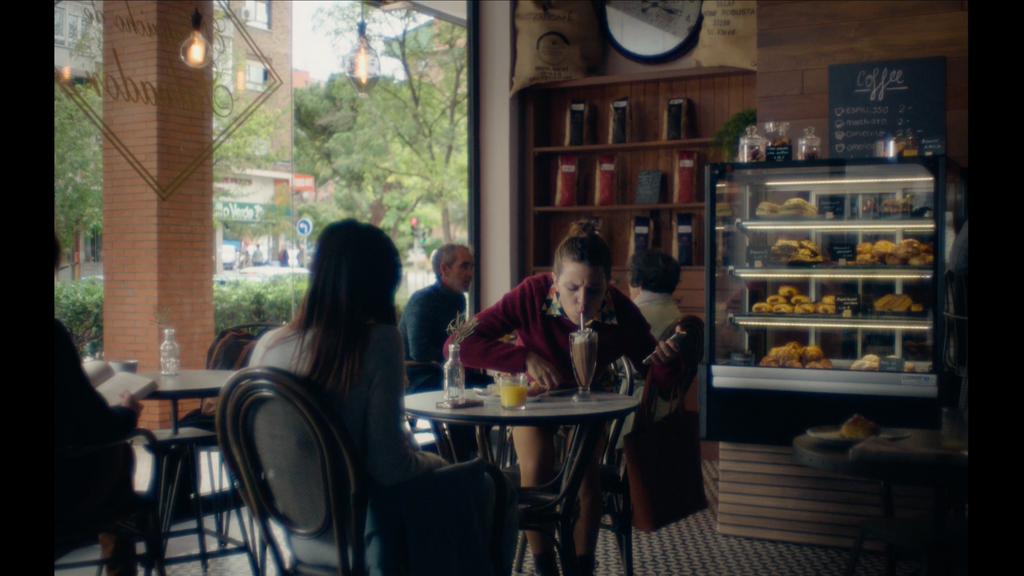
[712,108,757,161]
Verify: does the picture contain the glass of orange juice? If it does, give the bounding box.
[497,373,528,410]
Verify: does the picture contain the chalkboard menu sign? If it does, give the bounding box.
[747,246,771,268]
[831,243,856,265]
[879,357,905,373]
[828,56,946,159]
[818,196,845,219]
[731,352,755,367]
[835,294,861,317]
[635,170,662,204]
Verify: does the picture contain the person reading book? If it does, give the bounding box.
[446,221,684,576]
[54,232,143,576]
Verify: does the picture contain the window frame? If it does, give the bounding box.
[245,0,271,30]
[245,60,268,92]
[54,6,66,46]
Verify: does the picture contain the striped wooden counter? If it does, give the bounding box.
[717,443,932,551]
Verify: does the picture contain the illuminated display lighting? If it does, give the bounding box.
[733,319,932,331]
[741,222,935,231]
[733,271,932,280]
[764,177,934,186]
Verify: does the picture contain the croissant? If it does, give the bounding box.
[816,304,836,314]
[856,254,878,266]
[821,295,836,306]
[752,302,772,313]
[908,255,928,266]
[775,346,801,364]
[885,254,906,266]
[791,295,812,305]
[802,345,824,363]
[850,354,880,371]
[795,303,816,314]
[759,355,779,367]
[778,285,800,298]
[893,239,922,260]
[773,304,795,314]
[784,359,804,368]
[768,346,788,359]
[904,362,917,373]
[767,295,789,306]
[857,242,874,255]
[872,240,896,259]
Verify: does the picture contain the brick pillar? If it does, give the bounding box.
[102,1,214,430]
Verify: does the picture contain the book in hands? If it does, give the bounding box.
[83,360,158,407]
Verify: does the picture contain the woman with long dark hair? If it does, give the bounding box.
[251,220,517,575]
[450,221,682,576]
[251,219,446,485]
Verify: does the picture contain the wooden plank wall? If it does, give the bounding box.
[718,443,933,550]
[756,0,969,167]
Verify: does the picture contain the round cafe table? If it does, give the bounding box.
[141,370,237,434]
[405,390,639,576]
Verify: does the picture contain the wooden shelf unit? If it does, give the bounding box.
[523,68,755,313]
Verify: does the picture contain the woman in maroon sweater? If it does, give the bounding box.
[449,221,681,576]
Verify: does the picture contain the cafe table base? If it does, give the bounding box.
[405,391,639,576]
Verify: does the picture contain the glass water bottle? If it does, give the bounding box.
[444,343,465,403]
[160,328,180,376]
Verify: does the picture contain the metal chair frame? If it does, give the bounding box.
[54,428,167,576]
[217,367,369,576]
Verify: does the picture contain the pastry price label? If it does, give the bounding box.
[766,145,792,162]
[831,243,856,266]
[836,294,860,315]
[818,196,845,219]
[747,246,771,268]
[879,357,905,372]
[730,352,755,366]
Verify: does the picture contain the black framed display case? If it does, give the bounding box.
[700,157,961,445]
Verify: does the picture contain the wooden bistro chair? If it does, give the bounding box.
[216,367,370,576]
[54,428,167,576]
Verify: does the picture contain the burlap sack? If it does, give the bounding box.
[692,0,758,71]
[510,1,603,96]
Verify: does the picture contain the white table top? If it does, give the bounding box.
[405,390,639,426]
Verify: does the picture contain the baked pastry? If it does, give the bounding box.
[772,240,800,256]
[784,359,804,368]
[821,295,836,306]
[908,255,927,266]
[805,358,834,370]
[802,345,824,363]
[873,294,895,311]
[795,303,816,314]
[799,240,822,255]
[839,414,880,440]
[910,303,924,313]
[791,295,811,305]
[774,346,800,364]
[752,302,772,313]
[893,239,922,259]
[857,242,874,255]
[856,254,878,266]
[759,356,779,367]
[921,243,934,254]
[779,198,818,217]
[851,354,881,371]
[904,362,917,373]
[778,286,799,298]
[816,304,836,314]
[885,254,906,266]
[766,295,789,306]
[872,240,897,259]
[756,202,780,216]
[889,295,913,312]
[773,304,795,314]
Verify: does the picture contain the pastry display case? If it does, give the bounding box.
[700,157,960,445]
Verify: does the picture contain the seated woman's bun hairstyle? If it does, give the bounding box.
[554,219,612,278]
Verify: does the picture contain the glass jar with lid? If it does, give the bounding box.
[797,127,821,160]
[770,122,791,146]
[739,125,766,162]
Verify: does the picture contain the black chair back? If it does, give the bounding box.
[216,367,368,576]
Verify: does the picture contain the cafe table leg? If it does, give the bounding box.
[428,420,456,463]
[170,400,179,435]
[880,480,895,576]
[476,425,494,465]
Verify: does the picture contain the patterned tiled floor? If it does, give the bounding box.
[58,461,966,576]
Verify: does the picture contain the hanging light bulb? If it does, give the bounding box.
[343,21,381,97]
[180,5,213,68]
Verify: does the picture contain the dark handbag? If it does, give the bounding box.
[622,349,708,532]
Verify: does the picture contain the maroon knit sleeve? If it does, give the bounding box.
[444,277,537,373]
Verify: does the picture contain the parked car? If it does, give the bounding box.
[221,244,237,270]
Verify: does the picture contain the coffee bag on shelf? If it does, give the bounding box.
[629,216,653,255]
[565,100,594,146]
[555,155,579,206]
[608,97,631,144]
[673,213,695,266]
[672,151,700,203]
[663,97,694,140]
[594,154,617,206]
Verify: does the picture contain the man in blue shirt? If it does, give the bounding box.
[400,244,475,392]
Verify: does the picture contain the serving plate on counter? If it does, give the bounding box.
[807,426,912,446]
